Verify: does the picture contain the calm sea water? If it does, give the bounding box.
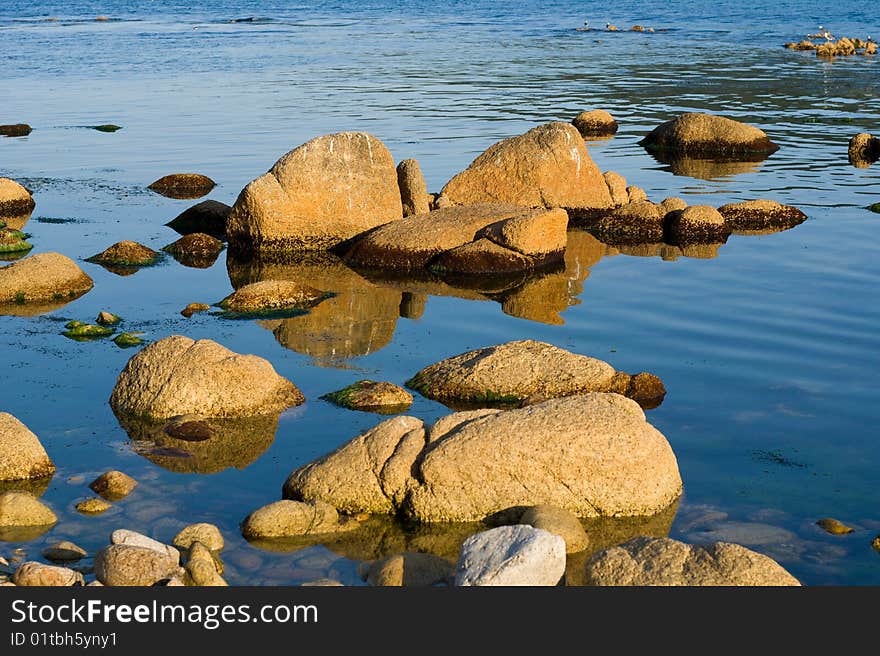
[1,1,878,585]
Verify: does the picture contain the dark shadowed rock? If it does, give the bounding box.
[591,200,665,244]
[165,200,231,239]
[0,124,32,137]
[162,233,224,268]
[640,112,779,157]
[664,205,731,245]
[717,199,807,232]
[606,371,667,410]
[0,178,36,217]
[848,133,880,166]
[148,173,216,199]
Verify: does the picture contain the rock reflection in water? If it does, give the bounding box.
[115,413,282,474]
[0,211,32,232]
[244,500,678,586]
[0,476,52,500]
[647,150,767,180]
[605,241,725,261]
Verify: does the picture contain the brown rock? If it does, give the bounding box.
[665,205,730,245]
[592,200,665,245]
[407,340,616,406]
[397,159,431,217]
[94,545,182,586]
[816,518,854,535]
[109,335,304,420]
[437,122,613,211]
[659,197,687,214]
[89,470,138,501]
[322,380,413,413]
[227,132,402,253]
[0,252,93,306]
[847,132,880,165]
[0,178,36,216]
[584,536,801,586]
[640,112,779,156]
[480,207,568,256]
[626,186,647,203]
[162,233,224,268]
[345,203,561,270]
[0,491,57,528]
[218,280,326,313]
[519,505,589,553]
[0,413,55,481]
[181,302,211,318]
[13,562,83,586]
[87,240,160,268]
[165,200,231,239]
[173,523,224,551]
[0,124,32,138]
[431,238,538,275]
[241,499,353,540]
[41,541,87,562]
[362,552,453,586]
[603,171,628,207]
[572,110,618,137]
[717,199,807,232]
[148,173,216,199]
[785,40,816,51]
[76,497,111,514]
[606,371,667,410]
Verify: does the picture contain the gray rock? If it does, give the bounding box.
[110,529,180,563]
[94,545,182,586]
[13,561,84,586]
[455,525,566,586]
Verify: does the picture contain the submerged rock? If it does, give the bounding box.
[455,525,566,586]
[572,110,618,137]
[397,158,431,217]
[0,413,55,482]
[584,536,801,586]
[241,499,354,540]
[13,562,84,587]
[664,205,731,245]
[640,112,779,157]
[91,124,122,132]
[162,232,224,268]
[228,132,402,253]
[148,173,216,199]
[717,199,807,232]
[41,541,87,563]
[76,497,112,514]
[437,122,613,212]
[284,394,683,522]
[165,199,231,240]
[173,523,224,552]
[0,252,93,308]
[405,340,616,407]
[0,178,35,217]
[89,470,138,501]
[218,280,327,314]
[95,545,181,586]
[362,552,453,587]
[0,124,32,137]
[847,132,880,166]
[86,240,161,268]
[816,518,854,535]
[109,335,304,420]
[180,302,211,318]
[322,380,413,413]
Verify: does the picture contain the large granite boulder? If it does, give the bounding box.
[227,132,403,253]
[640,113,779,156]
[584,536,801,586]
[284,394,683,523]
[437,123,613,212]
[0,413,55,481]
[109,335,304,420]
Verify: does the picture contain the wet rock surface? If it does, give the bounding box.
[322,380,413,413]
[165,199,231,239]
[218,280,327,314]
[0,178,36,216]
[86,240,161,268]
[717,199,807,232]
[13,561,84,586]
[148,173,216,199]
[640,112,779,156]
[162,232,224,268]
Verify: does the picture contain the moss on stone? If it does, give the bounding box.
[113,332,144,348]
[62,323,114,340]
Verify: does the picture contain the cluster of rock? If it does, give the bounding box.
[785,37,877,57]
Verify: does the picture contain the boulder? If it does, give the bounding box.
[321,380,413,414]
[148,173,216,199]
[659,197,687,214]
[0,413,55,481]
[437,122,613,211]
[397,159,431,217]
[584,536,801,586]
[362,552,453,587]
[519,505,589,553]
[0,178,35,216]
[592,200,664,244]
[405,340,616,406]
[95,545,182,586]
[284,394,683,523]
[162,232,224,268]
[572,110,618,137]
[86,241,161,267]
[640,112,779,156]
[173,523,224,551]
[0,253,93,306]
[0,491,57,528]
[431,238,538,275]
[89,470,138,501]
[109,335,304,420]
[218,280,327,314]
[227,132,402,253]
[240,499,352,540]
[603,171,628,206]
[455,525,566,586]
[110,529,180,562]
[665,205,730,245]
[13,562,84,586]
[344,203,565,271]
[717,199,807,232]
[0,124,32,138]
[847,133,880,166]
[626,186,647,203]
[165,199,231,239]
[605,371,667,410]
[41,541,87,562]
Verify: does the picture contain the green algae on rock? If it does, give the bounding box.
[113,332,144,348]
[96,311,122,326]
[62,323,114,340]
[321,380,414,414]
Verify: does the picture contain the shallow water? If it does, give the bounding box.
[1,1,879,585]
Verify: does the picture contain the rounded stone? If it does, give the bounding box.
[173,523,224,551]
[86,241,160,267]
[89,470,138,501]
[0,491,57,528]
[0,253,94,306]
[322,380,414,413]
[0,178,35,216]
[640,112,779,156]
[572,110,618,137]
[520,505,589,553]
[76,497,112,514]
[219,280,326,313]
[665,205,731,245]
[148,173,216,199]
[455,525,566,586]
[94,545,182,586]
[41,541,88,562]
[716,199,807,232]
[0,413,55,481]
[13,562,84,586]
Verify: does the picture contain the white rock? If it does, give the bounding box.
[455,525,566,586]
